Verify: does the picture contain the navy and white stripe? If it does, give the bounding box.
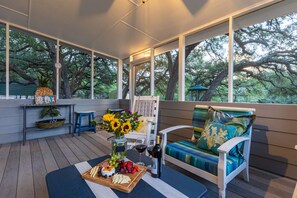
[46,155,207,198]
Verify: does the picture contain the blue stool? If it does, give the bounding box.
[74,111,96,136]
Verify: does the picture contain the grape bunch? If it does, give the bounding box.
[108,154,120,168]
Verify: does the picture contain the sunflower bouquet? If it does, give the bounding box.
[101,110,142,138]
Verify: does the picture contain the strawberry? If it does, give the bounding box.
[134,165,139,171]
[131,168,136,174]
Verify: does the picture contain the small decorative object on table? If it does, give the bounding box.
[35,76,56,104]
[100,110,142,159]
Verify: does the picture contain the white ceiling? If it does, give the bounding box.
[0,0,276,59]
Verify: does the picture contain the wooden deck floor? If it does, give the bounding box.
[0,131,295,198]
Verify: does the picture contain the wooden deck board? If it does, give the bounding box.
[92,133,113,148]
[54,136,80,165]
[83,133,111,154]
[75,135,105,157]
[38,138,58,173]
[70,136,98,159]
[0,133,295,198]
[60,135,90,162]
[0,143,11,184]
[0,142,20,198]
[30,140,48,198]
[46,137,70,169]
[17,142,34,198]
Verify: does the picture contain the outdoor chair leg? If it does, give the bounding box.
[243,167,250,182]
[219,187,226,198]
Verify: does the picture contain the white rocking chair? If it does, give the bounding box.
[125,96,159,149]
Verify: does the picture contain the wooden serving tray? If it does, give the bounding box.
[81,160,147,193]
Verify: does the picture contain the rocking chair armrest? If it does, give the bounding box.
[159,125,194,135]
[217,136,250,154]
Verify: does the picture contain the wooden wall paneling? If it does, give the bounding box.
[0,99,120,144]
[119,99,130,110]
[159,108,193,117]
[250,155,297,180]
[252,130,297,149]
[253,117,297,135]
[250,142,297,165]
[160,116,192,126]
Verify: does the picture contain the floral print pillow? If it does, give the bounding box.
[197,122,237,155]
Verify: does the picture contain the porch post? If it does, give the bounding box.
[117,59,123,99]
[129,56,134,107]
[55,40,61,100]
[5,23,9,99]
[228,16,234,103]
[91,51,94,99]
[150,48,154,96]
[178,35,185,101]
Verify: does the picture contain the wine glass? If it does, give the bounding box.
[147,139,155,156]
[134,137,147,166]
[146,139,155,170]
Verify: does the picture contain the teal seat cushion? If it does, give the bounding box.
[197,122,237,155]
[166,140,243,176]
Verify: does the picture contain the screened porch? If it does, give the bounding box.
[0,0,296,198]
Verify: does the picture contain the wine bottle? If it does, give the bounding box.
[151,135,162,178]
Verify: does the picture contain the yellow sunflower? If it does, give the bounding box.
[111,119,120,131]
[136,121,143,132]
[102,113,115,122]
[121,121,132,134]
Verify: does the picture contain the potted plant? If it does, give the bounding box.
[36,106,65,129]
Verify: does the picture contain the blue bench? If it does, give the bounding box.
[74,111,96,136]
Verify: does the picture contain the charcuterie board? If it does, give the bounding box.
[81,160,147,193]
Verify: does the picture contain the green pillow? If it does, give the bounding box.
[224,115,256,157]
[206,107,256,157]
[197,122,237,155]
[208,106,232,123]
[224,115,256,137]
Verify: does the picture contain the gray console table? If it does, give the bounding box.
[21,104,75,145]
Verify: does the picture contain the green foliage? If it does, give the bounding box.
[40,107,61,119]
[38,75,50,87]
[2,12,297,104]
